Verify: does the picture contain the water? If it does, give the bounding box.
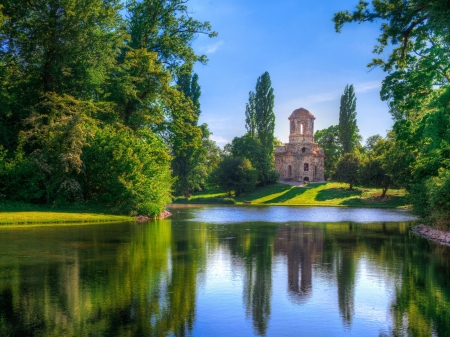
[0,205,449,337]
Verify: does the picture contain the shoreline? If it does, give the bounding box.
[412,225,450,246]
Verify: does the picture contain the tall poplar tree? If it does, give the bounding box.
[338,84,359,154]
[241,71,277,185]
[254,72,275,155]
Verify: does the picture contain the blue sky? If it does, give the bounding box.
[188,0,392,146]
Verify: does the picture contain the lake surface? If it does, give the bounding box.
[0,205,449,337]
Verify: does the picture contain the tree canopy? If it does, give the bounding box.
[0,0,217,216]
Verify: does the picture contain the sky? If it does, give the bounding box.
[188,0,393,146]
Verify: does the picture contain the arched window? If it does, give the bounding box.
[299,123,303,134]
[302,147,306,154]
[304,163,309,171]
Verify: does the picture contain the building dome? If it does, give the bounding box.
[288,108,315,120]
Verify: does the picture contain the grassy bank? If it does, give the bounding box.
[173,182,410,209]
[0,202,133,224]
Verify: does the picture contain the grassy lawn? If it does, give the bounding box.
[174,182,410,209]
[0,202,133,224]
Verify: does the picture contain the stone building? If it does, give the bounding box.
[275,108,325,182]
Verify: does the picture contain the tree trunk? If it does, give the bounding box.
[381,187,387,198]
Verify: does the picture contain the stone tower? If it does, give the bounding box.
[275,108,325,182]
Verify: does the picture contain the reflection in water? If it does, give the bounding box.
[335,224,357,328]
[0,206,449,336]
[274,226,323,303]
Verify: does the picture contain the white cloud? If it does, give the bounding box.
[278,81,382,112]
[354,80,381,93]
[210,135,229,144]
[201,40,224,54]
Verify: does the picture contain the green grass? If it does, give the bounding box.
[174,182,410,209]
[0,201,133,224]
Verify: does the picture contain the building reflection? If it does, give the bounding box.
[274,225,323,303]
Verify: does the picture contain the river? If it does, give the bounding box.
[0,205,449,336]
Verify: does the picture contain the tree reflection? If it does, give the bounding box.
[1,218,450,336]
[222,224,276,336]
[0,221,206,337]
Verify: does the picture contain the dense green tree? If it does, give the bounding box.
[126,0,217,70]
[240,72,278,185]
[245,92,257,138]
[81,126,172,216]
[338,84,359,154]
[254,72,275,156]
[315,125,341,179]
[0,0,217,215]
[171,69,204,197]
[211,157,257,197]
[359,138,391,197]
[333,153,360,190]
[363,134,382,152]
[0,0,125,152]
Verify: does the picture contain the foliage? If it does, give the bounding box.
[424,168,450,229]
[254,72,275,154]
[333,0,450,226]
[171,70,204,197]
[81,126,172,216]
[126,0,217,70]
[338,84,359,153]
[236,72,278,185]
[0,0,217,215]
[333,153,360,190]
[315,125,341,179]
[363,134,382,152]
[358,137,391,197]
[211,157,258,197]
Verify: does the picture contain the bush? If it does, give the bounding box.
[211,157,258,197]
[424,168,450,229]
[81,127,172,216]
[333,153,360,190]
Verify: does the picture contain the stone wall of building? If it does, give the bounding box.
[275,108,325,182]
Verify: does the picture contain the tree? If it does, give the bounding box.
[359,147,390,198]
[126,0,217,70]
[315,125,341,179]
[364,135,382,152]
[242,72,278,185]
[338,84,359,154]
[211,157,258,197]
[172,69,204,198]
[81,126,172,216]
[333,153,360,190]
[245,91,256,138]
[254,72,275,157]
[0,0,217,215]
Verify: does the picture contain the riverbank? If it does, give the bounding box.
[173,182,410,209]
[0,201,133,224]
[413,225,450,246]
[0,211,133,224]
